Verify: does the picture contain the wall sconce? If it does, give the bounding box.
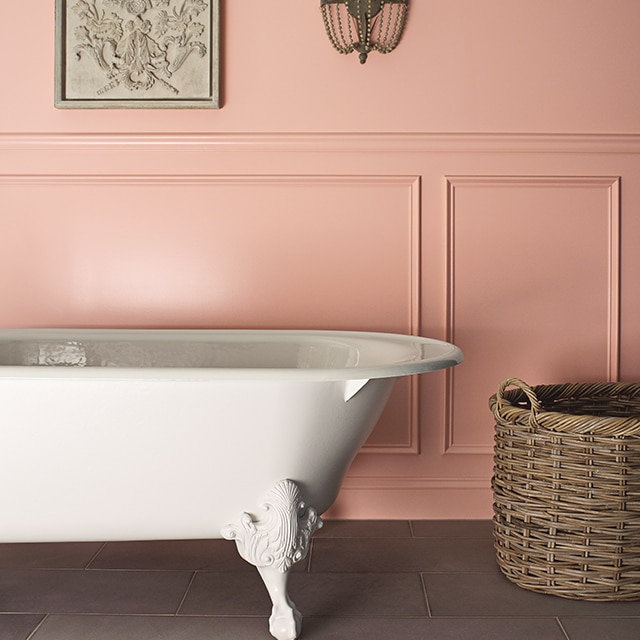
[321,0,408,64]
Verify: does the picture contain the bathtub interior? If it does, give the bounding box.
[0,338,359,370]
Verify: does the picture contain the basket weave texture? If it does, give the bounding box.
[490,378,640,601]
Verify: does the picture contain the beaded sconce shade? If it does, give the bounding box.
[321,0,408,64]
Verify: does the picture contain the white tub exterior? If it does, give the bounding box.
[0,329,462,640]
[1,374,397,542]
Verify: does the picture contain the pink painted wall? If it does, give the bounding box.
[2,1,640,518]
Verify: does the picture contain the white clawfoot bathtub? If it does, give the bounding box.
[0,329,462,640]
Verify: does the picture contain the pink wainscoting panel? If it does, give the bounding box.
[0,175,417,330]
[446,176,620,454]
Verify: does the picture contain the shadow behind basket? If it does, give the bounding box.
[490,378,640,601]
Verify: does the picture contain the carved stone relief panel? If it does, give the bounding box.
[55,0,219,108]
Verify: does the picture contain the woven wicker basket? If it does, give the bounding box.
[490,377,640,601]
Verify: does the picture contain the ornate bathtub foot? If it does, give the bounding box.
[221,479,322,640]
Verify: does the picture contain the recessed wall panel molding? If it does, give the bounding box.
[0,173,421,453]
[444,175,621,455]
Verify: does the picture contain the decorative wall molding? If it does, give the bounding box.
[444,175,622,455]
[341,475,489,491]
[0,173,416,187]
[445,174,621,381]
[362,174,421,454]
[2,132,640,154]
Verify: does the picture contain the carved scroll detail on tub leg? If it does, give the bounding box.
[221,479,323,640]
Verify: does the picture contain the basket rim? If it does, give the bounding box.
[490,379,640,436]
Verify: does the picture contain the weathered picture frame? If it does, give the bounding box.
[55,0,219,109]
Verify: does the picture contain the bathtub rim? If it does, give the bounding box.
[0,328,462,381]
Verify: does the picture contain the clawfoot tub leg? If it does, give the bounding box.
[258,565,302,640]
[221,479,323,640]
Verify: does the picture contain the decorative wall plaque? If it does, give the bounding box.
[55,0,219,108]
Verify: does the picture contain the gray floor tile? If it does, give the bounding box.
[311,536,498,573]
[31,614,272,640]
[89,539,252,571]
[0,569,193,614]
[302,616,567,640]
[180,571,429,617]
[0,543,104,569]
[560,617,640,640]
[289,573,429,617]
[411,519,494,539]
[0,614,45,640]
[315,519,412,538]
[178,571,272,616]
[425,572,640,617]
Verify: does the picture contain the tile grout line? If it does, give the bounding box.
[84,542,109,570]
[307,537,316,573]
[419,573,433,617]
[25,613,50,640]
[556,617,572,640]
[174,570,198,616]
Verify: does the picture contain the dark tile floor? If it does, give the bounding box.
[0,520,639,639]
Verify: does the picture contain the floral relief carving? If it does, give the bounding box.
[57,0,217,106]
[221,479,323,573]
